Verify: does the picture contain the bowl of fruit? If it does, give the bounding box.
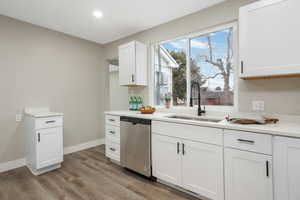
[140,106,156,114]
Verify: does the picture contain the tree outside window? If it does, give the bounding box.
[153,27,234,107]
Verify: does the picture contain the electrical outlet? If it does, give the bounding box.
[258,101,265,111]
[252,101,259,111]
[252,101,265,112]
[16,114,22,122]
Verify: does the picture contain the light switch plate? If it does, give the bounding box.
[252,101,265,111]
[16,114,22,122]
[252,101,259,111]
[259,101,265,111]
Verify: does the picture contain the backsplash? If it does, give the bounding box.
[109,73,300,116]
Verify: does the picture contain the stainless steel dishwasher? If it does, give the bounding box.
[120,116,152,177]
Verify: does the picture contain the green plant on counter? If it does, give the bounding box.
[164,92,172,102]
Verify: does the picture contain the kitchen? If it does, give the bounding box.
[0,0,300,200]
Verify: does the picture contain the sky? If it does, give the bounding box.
[161,28,234,91]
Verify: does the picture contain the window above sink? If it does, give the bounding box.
[150,22,238,113]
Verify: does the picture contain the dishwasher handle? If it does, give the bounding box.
[120,116,151,125]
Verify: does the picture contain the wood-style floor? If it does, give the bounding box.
[0,145,199,200]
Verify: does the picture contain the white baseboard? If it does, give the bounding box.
[63,138,105,155]
[0,138,105,173]
[0,158,26,173]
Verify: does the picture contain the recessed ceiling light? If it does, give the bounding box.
[93,11,103,19]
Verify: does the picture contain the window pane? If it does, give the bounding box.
[153,39,187,106]
[190,28,234,106]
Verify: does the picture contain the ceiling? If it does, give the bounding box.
[0,0,226,44]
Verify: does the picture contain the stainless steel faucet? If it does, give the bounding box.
[190,81,206,116]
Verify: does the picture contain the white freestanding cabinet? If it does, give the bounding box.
[24,108,63,175]
[36,127,63,169]
[274,136,300,200]
[239,0,300,78]
[118,41,147,86]
[225,148,273,200]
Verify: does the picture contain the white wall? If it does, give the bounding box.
[0,15,108,163]
[104,0,300,115]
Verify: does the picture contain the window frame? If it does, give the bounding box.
[149,22,238,112]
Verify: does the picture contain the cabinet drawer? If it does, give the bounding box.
[224,130,272,155]
[152,121,223,145]
[106,125,120,144]
[35,117,63,130]
[105,115,120,127]
[105,141,120,162]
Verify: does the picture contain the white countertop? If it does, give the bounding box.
[25,111,64,118]
[105,110,300,139]
[24,107,64,118]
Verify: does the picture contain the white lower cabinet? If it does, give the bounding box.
[152,134,182,186]
[152,133,224,200]
[105,114,120,162]
[36,128,63,169]
[25,113,64,176]
[274,136,300,200]
[132,118,300,200]
[182,139,224,200]
[225,148,273,200]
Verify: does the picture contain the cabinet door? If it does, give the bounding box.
[181,140,224,200]
[36,128,63,169]
[225,148,273,200]
[274,136,300,200]
[152,134,181,186]
[239,0,300,78]
[119,42,136,85]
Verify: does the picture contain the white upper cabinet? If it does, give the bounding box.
[118,41,147,86]
[239,0,300,78]
[274,136,300,200]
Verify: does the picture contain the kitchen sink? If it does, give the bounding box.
[166,115,222,123]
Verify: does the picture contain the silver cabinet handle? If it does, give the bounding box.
[131,74,135,83]
[177,142,180,154]
[237,139,255,144]
[241,60,244,74]
[110,147,116,152]
[109,131,115,134]
[46,120,55,124]
[182,143,185,155]
[38,133,40,142]
[109,119,115,122]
